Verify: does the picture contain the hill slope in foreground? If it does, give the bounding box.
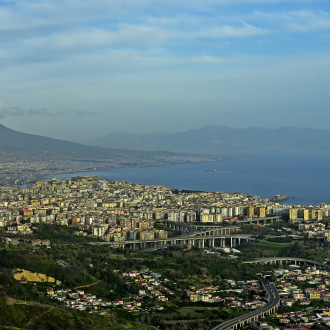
[0,297,150,330]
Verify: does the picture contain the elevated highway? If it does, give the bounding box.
[89,233,255,249]
[236,216,282,226]
[242,257,330,270]
[212,280,280,330]
[89,221,257,249]
[160,220,240,235]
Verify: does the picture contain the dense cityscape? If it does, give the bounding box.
[0,175,329,329]
[1,0,330,328]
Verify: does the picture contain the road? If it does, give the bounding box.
[212,280,280,330]
[243,257,330,270]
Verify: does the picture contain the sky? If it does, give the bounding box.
[0,0,330,141]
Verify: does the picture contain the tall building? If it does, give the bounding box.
[257,207,266,218]
[247,206,254,218]
[303,209,310,221]
[289,208,298,220]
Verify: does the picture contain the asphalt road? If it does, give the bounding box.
[212,280,280,330]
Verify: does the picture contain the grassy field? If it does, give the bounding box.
[240,240,295,258]
[257,241,294,248]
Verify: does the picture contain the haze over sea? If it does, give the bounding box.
[54,152,330,206]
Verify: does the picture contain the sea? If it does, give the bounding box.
[51,151,330,206]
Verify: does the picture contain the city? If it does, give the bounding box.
[1,0,330,329]
[0,175,329,329]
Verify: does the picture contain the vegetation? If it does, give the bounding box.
[35,224,100,243]
[285,240,330,262]
[0,298,150,330]
[0,222,329,329]
[239,240,295,259]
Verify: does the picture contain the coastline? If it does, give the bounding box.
[11,151,330,206]
[45,153,330,207]
[4,153,228,188]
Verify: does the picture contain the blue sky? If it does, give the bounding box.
[0,0,330,141]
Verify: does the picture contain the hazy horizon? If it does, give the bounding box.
[3,122,330,145]
[0,1,329,141]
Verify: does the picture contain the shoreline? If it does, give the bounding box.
[8,152,330,207]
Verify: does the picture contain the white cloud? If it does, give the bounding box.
[252,10,330,33]
[1,0,330,138]
[286,11,330,32]
[25,21,265,51]
[189,55,225,64]
[198,23,267,38]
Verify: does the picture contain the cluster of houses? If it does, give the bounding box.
[275,266,330,306]
[47,287,150,313]
[187,279,267,310]
[46,269,175,314]
[121,269,174,304]
[259,307,330,329]
[47,288,110,313]
[3,236,50,247]
[298,222,330,240]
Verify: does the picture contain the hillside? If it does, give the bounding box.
[0,124,217,186]
[0,123,168,162]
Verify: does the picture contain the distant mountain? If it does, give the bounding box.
[0,123,143,162]
[87,125,330,154]
[0,123,216,172]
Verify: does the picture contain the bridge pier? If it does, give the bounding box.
[231,237,235,247]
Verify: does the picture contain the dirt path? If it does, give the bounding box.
[24,306,54,328]
[6,297,52,308]
[4,297,55,329]
[74,279,101,289]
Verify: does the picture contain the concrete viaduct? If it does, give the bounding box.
[236,216,282,226]
[213,280,280,330]
[242,257,330,270]
[162,220,240,236]
[162,216,282,232]
[91,218,287,250]
[90,233,255,250]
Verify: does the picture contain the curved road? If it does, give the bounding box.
[212,280,280,330]
[242,257,330,270]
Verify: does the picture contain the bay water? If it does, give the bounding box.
[53,152,330,206]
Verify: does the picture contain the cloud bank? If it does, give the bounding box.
[0,0,329,140]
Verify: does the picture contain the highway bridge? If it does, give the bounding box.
[89,221,258,249]
[160,220,240,235]
[90,218,287,250]
[161,217,282,233]
[212,280,280,330]
[242,257,330,270]
[236,216,282,226]
[89,233,255,249]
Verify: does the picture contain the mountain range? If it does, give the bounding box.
[88,125,330,154]
[0,123,216,185]
[0,123,161,162]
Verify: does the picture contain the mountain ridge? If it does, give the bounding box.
[0,123,217,186]
[87,125,330,154]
